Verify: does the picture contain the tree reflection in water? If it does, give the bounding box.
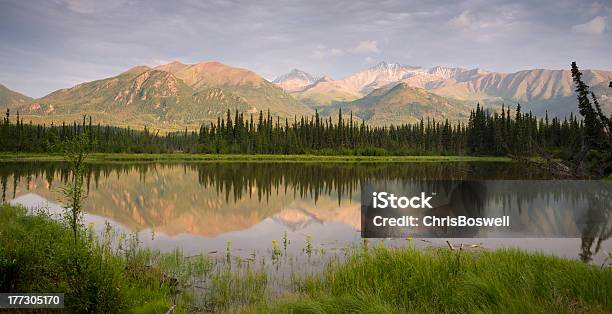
[1,161,609,263]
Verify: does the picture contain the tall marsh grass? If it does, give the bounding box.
[275,246,612,313]
[0,204,610,313]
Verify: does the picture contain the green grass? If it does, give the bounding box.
[204,269,268,312]
[1,204,609,313]
[265,246,612,313]
[0,152,511,163]
[0,204,207,313]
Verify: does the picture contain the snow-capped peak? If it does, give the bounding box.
[273,69,319,84]
[273,69,321,92]
[340,62,424,93]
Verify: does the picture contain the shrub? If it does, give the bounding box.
[0,205,175,313]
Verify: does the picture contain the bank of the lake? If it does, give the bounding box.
[0,153,512,163]
[263,246,612,313]
[1,204,610,313]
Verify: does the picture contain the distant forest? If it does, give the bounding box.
[1,63,609,166]
[0,104,583,157]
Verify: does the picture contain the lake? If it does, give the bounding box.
[1,161,610,267]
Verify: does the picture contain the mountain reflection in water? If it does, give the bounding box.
[1,161,610,264]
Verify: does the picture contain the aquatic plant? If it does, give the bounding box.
[272,240,280,261]
[226,240,232,264]
[283,230,289,252]
[306,233,312,257]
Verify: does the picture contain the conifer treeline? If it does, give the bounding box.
[0,104,584,156]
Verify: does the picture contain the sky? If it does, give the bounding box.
[1,0,611,98]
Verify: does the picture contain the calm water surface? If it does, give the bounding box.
[1,161,610,266]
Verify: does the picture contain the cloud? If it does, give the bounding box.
[348,40,380,54]
[590,2,612,15]
[63,0,128,14]
[311,44,327,59]
[448,10,474,29]
[311,40,379,59]
[330,48,345,56]
[572,16,607,34]
[447,7,522,34]
[1,0,612,97]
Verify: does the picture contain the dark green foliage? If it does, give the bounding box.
[57,131,91,245]
[0,206,124,312]
[0,205,186,313]
[0,105,585,159]
[571,62,606,148]
[570,62,612,177]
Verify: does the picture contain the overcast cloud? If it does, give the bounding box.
[0,0,611,97]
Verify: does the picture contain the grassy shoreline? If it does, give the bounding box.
[1,204,610,312]
[0,153,512,163]
[267,246,612,313]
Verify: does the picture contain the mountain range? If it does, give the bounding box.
[276,62,612,119]
[10,61,313,130]
[1,61,610,129]
[320,82,474,125]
